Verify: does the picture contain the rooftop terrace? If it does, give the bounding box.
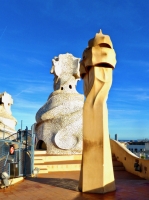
[0,170,149,200]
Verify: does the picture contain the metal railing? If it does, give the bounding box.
[0,125,35,178]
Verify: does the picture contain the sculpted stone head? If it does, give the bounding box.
[50,53,80,92]
[79,30,116,97]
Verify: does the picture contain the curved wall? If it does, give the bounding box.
[110,139,149,180]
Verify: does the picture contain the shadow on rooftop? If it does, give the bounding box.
[26,176,79,191]
[25,171,149,200]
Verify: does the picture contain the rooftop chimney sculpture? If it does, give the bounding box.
[35,53,84,154]
[0,92,17,139]
[78,30,116,193]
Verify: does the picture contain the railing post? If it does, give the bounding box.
[31,124,35,175]
[23,127,28,177]
[19,141,21,176]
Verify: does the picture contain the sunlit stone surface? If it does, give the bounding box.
[79,30,116,193]
[0,92,17,139]
[35,53,84,154]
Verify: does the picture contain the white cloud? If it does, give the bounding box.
[13,98,42,110]
[113,87,149,92]
[134,94,149,101]
[27,57,47,67]
[0,26,7,39]
[120,59,149,67]
[110,87,149,103]
[109,109,140,114]
[14,85,52,97]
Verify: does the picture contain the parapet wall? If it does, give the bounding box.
[110,139,149,180]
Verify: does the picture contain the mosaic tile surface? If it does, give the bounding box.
[35,54,84,154]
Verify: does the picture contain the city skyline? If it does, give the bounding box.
[0,1,149,140]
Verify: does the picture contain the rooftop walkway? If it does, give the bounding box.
[0,170,149,200]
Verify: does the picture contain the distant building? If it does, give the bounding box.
[145,143,149,151]
[127,141,145,152]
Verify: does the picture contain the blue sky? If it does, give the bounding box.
[0,0,149,140]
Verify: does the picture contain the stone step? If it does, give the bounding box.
[112,154,118,160]
[112,154,125,171]
[113,166,125,171]
[33,152,82,173]
[34,165,49,169]
[112,160,124,167]
[34,152,125,173]
[35,160,81,165]
[34,163,81,172]
[34,159,44,164]
[34,150,47,155]
[112,156,117,161]
[34,154,82,162]
[47,164,81,172]
[34,162,125,173]
[37,168,49,174]
[34,160,81,173]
